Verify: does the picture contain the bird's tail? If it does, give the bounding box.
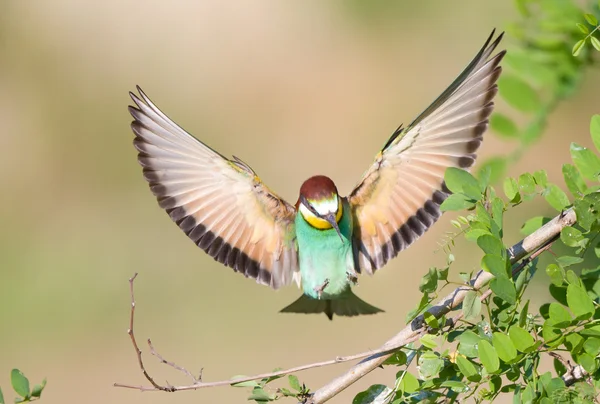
[280,290,383,320]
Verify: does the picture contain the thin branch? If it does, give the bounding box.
[308,208,576,403]
[124,273,166,391]
[113,274,425,392]
[148,338,201,384]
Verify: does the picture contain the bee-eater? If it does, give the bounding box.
[128,30,505,319]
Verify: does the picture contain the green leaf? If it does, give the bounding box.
[417,352,444,380]
[462,291,481,320]
[573,39,585,56]
[548,302,572,327]
[352,384,392,404]
[520,216,550,236]
[248,387,275,401]
[592,36,600,51]
[477,235,504,256]
[440,380,469,393]
[571,142,600,180]
[534,170,548,187]
[482,254,509,278]
[565,333,585,354]
[490,113,519,138]
[419,267,438,293]
[492,332,517,363]
[581,324,600,337]
[498,75,541,112]
[518,173,536,195]
[576,353,597,373]
[11,370,30,398]
[444,167,481,200]
[490,276,516,304]
[420,334,438,349]
[455,356,480,382]
[503,177,520,202]
[509,325,535,352]
[546,264,564,286]
[477,340,500,373]
[592,115,600,152]
[544,184,570,211]
[522,383,535,403]
[519,300,530,328]
[231,377,260,388]
[0,387,4,404]
[288,375,301,392]
[577,22,590,34]
[30,379,46,399]
[563,164,588,196]
[583,337,600,356]
[574,194,600,230]
[440,193,476,211]
[397,371,419,394]
[584,13,598,25]
[542,376,565,397]
[489,376,502,394]
[383,351,407,366]
[560,226,584,247]
[458,331,480,358]
[423,311,440,329]
[542,322,564,346]
[567,284,595,319]
[556,255,583,267]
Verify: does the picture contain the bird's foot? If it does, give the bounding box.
[347,271,358,286]
[314,278,330,299]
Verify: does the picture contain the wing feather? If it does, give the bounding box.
[129,87,298,289]
[349,30,505,274]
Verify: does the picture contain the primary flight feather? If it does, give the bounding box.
[129,30,505,319]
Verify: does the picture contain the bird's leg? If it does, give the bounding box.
[346,270,359,286]
[314,278,330,299]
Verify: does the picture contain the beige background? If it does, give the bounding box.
[1,1,599,403]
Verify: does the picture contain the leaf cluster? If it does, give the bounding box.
[351,115,600,403]
[0,370,46,404]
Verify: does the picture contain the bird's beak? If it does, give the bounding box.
[324,213,344,242]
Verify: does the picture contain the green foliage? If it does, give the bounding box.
[483,0,599,184]
[0,369,46,403]
[572,5,600,55]
[349,114,600,403]
[232,370,310,402]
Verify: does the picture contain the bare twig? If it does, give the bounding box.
[124,273,167,391]
[308,208,576,403]
[113,274,425,392]
[148,338,201,384]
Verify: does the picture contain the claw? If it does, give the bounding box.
[347,271,358,285]
[314,278,330,299]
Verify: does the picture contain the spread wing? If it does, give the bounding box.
[348,30,505,274]
[129,87,298,289]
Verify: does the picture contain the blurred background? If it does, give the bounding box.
[1,1,599,403]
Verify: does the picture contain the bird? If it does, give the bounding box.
[128,30,505,320]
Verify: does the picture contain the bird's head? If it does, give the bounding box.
[297,175,344,241]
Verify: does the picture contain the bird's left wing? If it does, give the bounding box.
[348,30,505,274]
[129,87,298,289]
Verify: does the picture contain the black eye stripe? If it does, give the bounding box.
[301,195,321,217]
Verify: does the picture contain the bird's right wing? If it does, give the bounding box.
[348,30,505,274]
[129,88,299,289]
